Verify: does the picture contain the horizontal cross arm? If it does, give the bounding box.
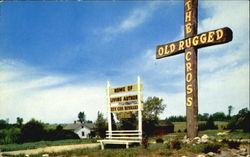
[156,27,233,59]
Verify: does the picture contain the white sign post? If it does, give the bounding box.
[100,77,143,149]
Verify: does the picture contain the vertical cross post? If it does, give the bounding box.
[184,0,198,139]
[155,0,232,140]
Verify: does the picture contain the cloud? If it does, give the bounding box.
[0,60,106,124]
[103,2,159,41]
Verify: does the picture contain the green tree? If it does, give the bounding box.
[212,112,227,121]
[198,113,209,121]
[94,111,107,138]
[0,119,9,129]
[0,128,21,144]
[228,105,233,118]
[16,117,23,128]
[78,112,86,123]
[227,108,250,132]
[111,113,117,130]
[20,119,46,143]
[143,96,166,136]
[119,113,137,130]
[143,96,166,121]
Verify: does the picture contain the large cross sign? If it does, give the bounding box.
[156,0,233,138]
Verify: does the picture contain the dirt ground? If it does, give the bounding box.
[0,143,100,156]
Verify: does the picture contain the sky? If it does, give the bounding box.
[0,0,249,124]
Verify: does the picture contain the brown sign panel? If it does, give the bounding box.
[116,113,132,119]
[156,27,233,59]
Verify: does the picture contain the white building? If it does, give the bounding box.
[64,122,94,139]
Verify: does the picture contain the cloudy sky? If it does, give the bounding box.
[0,1,249,124]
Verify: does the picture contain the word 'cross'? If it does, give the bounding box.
[156,0,233,138]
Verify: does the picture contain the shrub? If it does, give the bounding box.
[202,143,222,153]
[227,108,250,132]
[227,141,241,149]
[198,116,218,131]
[19,119,46,143]
[171,139,181,150]
[142,136,149,149]
[0,128,21,144]
[156,138,164,143]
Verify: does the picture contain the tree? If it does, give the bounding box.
[16,117,23,128]
[118,113,137,130]
[228,105,233,118]
[78,112,86,123]
[0,119,9,129]
[212,112,227,121]
[143,96,166,121]
[20,119,46,143]
[143,96,166,136]
[111,113,117,130]
[198,113,209,121]
[94,111,107,138]
[227,108,250,132]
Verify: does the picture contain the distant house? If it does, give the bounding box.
[64,122,95,139]
[153,120,174,135]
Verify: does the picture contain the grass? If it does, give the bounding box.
[173,121,228,132]
[3,144,175,157]
[1,128,249,156]
[5,142,226,157]
[0,138,97,152]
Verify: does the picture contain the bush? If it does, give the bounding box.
[0,128,21,144]
[142,136,149,149]
[202,143,222,153]
[156,138,164,143]
[20,119,46,143]
[198,116,218,131]
[227,108,250,132]
[227,141,241,149]
[171,139,181,150]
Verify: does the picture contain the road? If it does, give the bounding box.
[1,143,100,156]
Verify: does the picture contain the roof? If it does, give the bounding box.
[64,123,94,130]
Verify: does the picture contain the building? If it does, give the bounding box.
[64,122,95,138]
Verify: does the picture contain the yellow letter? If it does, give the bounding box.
[185,23,192,34]
[186,84,193,94]
[185,51,192,61]
[207,31,215,43]
[186,72,192,82]
[170,43,176,53]
[216,29,224,40]
[185,11,192,22]
[200,33,207,44]
[179,40,185,50]
[164,45,170,55]
[185,0,192,11]
[186,97,193,106]
[158,47,164,56]
[186,62,192,72]
[192,35,199,46]
[185,38,192,48]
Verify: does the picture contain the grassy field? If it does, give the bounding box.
[173,121,228,132]
[2,129,247,153]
